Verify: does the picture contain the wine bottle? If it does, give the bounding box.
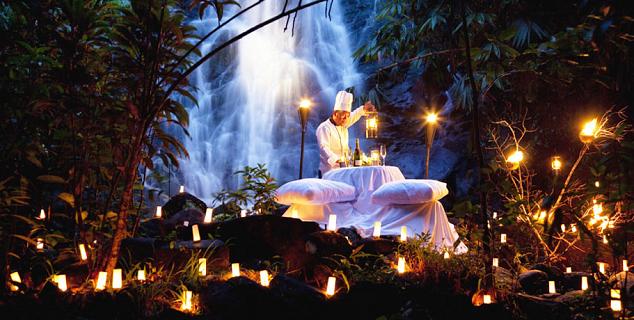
[353,138,362,167]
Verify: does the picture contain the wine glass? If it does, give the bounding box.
[379,144,387,166]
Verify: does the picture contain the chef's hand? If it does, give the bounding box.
[363,100,376,113]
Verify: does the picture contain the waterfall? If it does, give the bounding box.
[178,1,362,203]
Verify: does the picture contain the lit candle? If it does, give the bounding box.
[182,290,192,311]
[38,209,46,220]
[492,258,499,268]
[492,212,497,219]
[500,234,507,243]
[137,270,146,281]
[443,251,450,259]
[291,209,299,219]
[259,270,269,287]
[598,262,606,274]
[397,257,406,274]
[581,276,588,290]
[483,295,492,304]
[204,208,213,223]
[36,238,44,251]
[79,244,88,261]
[623,260,629,272]
[565,267,572,273]
[198,258,206,276]
[373,221,382,238]
[96,271,107,290]
[231,263,240,277]
[594,180,600,188]
[611,300,622,312]
[155,206,162,218]
[326,276,336,296]
[192,224,200,242]
[400,226,407,242]
[112,269,122,289]
[551,156,562,171]
[179,185,185,193]
[560,224,566,233]
[611,288,621,299]
[9,272,21,291]
[365,114,378,139]
[327,214,337,231]
[579,118,598,143]
[55,274,68,292]
[548,281,556,294]
[240,209,247,218]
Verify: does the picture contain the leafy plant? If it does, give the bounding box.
[213,164,279,219]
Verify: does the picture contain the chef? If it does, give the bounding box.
[316,90,376,175]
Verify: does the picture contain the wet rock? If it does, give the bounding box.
[562,272,594,291]
[554,290,588,305]
[530,263,564,281]
[305,231,353,257]
[609,271,634,302]
[121,237,159,262]
[337,227,363,247]
[512,292,571,320]
[519,269,549,294]
[163,208,204,230]
[494,266,516,291]
[269,274,326,318]
[357,238,398,255]
[162,192,207,218]
[201,277,274,319]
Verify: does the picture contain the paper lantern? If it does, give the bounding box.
[548,281,556,294]
[198,258,206,276]
[240,209,247,218]
[9,272,21,291]
[137,270,146,281]
[155,206,162,218]
[192,224,201,242]
[611,289,621,299]
[560,224,566,233]
[326,277,336,296]
[55,274,68,292]
[36,238,44,251]
[565,267,572,273]
[443,251,450,259]
[231,263,240,277]
[79,244,88,261]
[400,226,407,242]
[112,269,122,289]
[259,270,270,287]
[483,295,492,304]
[397,257,406,274]
[38,209,46,220]
[373,221,382,238]
[492,258,499,268]
[96,271,107,290]
[581,276,588,290]
[571,224,577,233]
[182,290,193,311]
[492,211,498,219]
[204,208,213,223]
[623,260,629,272]
[327,214,337,231]
[500,234,507,243]
[595,180,600,188]
[179,185,185,193]
[599,262,606,274]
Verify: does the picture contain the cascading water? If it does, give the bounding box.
[178,1,362,203]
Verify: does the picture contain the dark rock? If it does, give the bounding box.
[164,208,204,230]
[494,266,516,291]
[519,269,549,295]
[554,290,588,305]
[305,231,353,257]
[155,239,229,270]
[530,263,564,281]
[138,218,165,238]
[512,292,571,320]
[357,238,398,255]
[337,227,363,247]
[269,274,326,318]
[121,237,158,262]
[201,277,274,319]
[162,192,207,218]
[609,271,634,302]
[194,215,321,270]
[329,281,404,319]
[562,272,594,292]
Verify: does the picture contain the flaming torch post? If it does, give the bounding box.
[298,99,311,179]
[424,112,439,178]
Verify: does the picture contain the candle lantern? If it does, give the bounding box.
[611,289,621,299]
[400,226,407,242]
[326,276,336,296]
[36,238,44,251]
[112,269,122,289]
[443,251,450,259]
[192,224,201,242]
[365,112,378,139]
[137,270,146,281]
[204,208,213,223]
[492,258,499,268]
[298,99,311,179]
[623,260,629,272]
[231,263,240,277]
[55,274,68,292]
[155,206,162,218]
[611,300,622,312]
[240,209,247,218]
[551,156,562,173]
[79,244,88,261]
[373,221,382,238]
[182,290,193,311]
[327,214,337,231]
[500,233,507,243]
[565,267,572,273]
[579,118,598,143]
[483,295,492,304]
[548,281,556,294]
[37,208,46,220]
[198,258,207,276]
[581,276,588,290]
[9,272,21,291]
[397,257,406,274]
[96,271,107,290]
[598,262,606,274]
[179,185,185,193]
[260,270,270,287]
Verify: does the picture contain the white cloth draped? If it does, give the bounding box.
[281,166,467,253]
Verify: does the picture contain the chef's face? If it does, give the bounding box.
[332,111,350,126]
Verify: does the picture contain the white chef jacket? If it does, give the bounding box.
[316,107,366,174]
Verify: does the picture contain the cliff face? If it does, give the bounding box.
[339,0,475,201]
